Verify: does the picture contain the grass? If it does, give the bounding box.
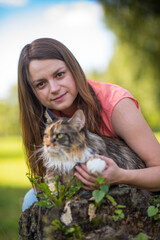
[0,186,30,240]
[0,136,31,240]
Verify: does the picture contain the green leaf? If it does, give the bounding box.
[39,183,51,195]
[35,200,54,208]
[100,184,109,194]
[97,176,104,185]
[132,232,151,240]
[65,227,75,235]
[119,212,125,219]
[52,219,63,230]
[117,204,126,209]
[115,209,123,214]
[147,205,158,217]
[93,190,105,204]
[113,215,119,221]
[106,194,117,206]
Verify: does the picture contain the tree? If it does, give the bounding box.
[97,0,160,129]
[0,85,20,135]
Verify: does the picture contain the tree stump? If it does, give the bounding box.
[19,185,160,240]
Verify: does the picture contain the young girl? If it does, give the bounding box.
[18,38,160,211]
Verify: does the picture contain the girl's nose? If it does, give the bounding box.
[50,80,61,93]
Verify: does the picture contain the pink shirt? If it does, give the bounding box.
[53,80,139,138]
[88,80,139,137]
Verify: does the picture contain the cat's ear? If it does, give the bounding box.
[44,108,59,124]
[68,109,85,131]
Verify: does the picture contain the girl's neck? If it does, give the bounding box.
[60,105,77,118]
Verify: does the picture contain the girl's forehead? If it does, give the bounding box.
[29,59,66,77]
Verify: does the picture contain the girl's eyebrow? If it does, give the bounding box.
[32,67,66,83]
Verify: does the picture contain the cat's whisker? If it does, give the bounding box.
[26,147,44,163]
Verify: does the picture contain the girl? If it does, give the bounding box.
[18,38,160,211]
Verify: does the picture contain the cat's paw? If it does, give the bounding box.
[86,157,106,174]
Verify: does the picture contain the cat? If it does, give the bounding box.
[40,108,146,189]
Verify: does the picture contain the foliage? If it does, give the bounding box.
[147,195,160,220]
[132,232,151,240]
[51,220,85,239]
[92,177,126,221]
[28,174,84,239]
[94,0,160,130]
[28,174,82,209]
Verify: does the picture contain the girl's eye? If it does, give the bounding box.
[36,81,45,89]
[57,72,65,78]
[57,133,63,139]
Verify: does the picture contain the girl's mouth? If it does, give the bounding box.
[52,92,67,102]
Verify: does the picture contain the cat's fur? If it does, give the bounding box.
[40,109,145,186]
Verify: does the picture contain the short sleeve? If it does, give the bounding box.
[88,80,140,137]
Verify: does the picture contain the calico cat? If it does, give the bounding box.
[41,109,145,188]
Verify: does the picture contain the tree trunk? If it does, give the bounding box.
[19,185,160,240]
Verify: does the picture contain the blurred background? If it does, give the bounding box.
[0,0,160,239]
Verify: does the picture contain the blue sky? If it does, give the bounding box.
[0,0,115,98]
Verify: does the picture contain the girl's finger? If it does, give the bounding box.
[74,172,95,187]
[75,165,97,183]
[82,185,95,190]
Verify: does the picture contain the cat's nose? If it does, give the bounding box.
[46,143,50,147]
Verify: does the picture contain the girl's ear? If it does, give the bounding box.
[68,109,85,131]
[44,108,59,124]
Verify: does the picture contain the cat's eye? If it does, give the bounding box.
[57,133,63,139]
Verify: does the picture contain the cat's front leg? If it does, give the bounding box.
[86,157,106,174]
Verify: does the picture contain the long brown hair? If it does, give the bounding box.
[18,38,106,178]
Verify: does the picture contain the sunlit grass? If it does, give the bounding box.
[0,135,25,160]
[0,160,30,187]
[0,136,31,240]
[0,136,30,187]
[0,186,30,240]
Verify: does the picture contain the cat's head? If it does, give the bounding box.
[43,109,86,156]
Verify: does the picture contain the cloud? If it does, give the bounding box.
[0,1,115,98]
[0,0,27,6]
[44,1,115,71]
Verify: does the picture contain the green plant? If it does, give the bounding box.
[92,177,126,221]
[28,174,82,209]
[132,232,151,240]
[27,174,85,239]
[147,196,160,221]
[51,219,85,239]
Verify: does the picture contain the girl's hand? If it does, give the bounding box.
[74,155,124,190]
[74,164,98,190]
[98,155,124,185]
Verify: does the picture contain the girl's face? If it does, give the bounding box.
[29,59,78,116]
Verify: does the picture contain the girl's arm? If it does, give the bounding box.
[75,98,160,191]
